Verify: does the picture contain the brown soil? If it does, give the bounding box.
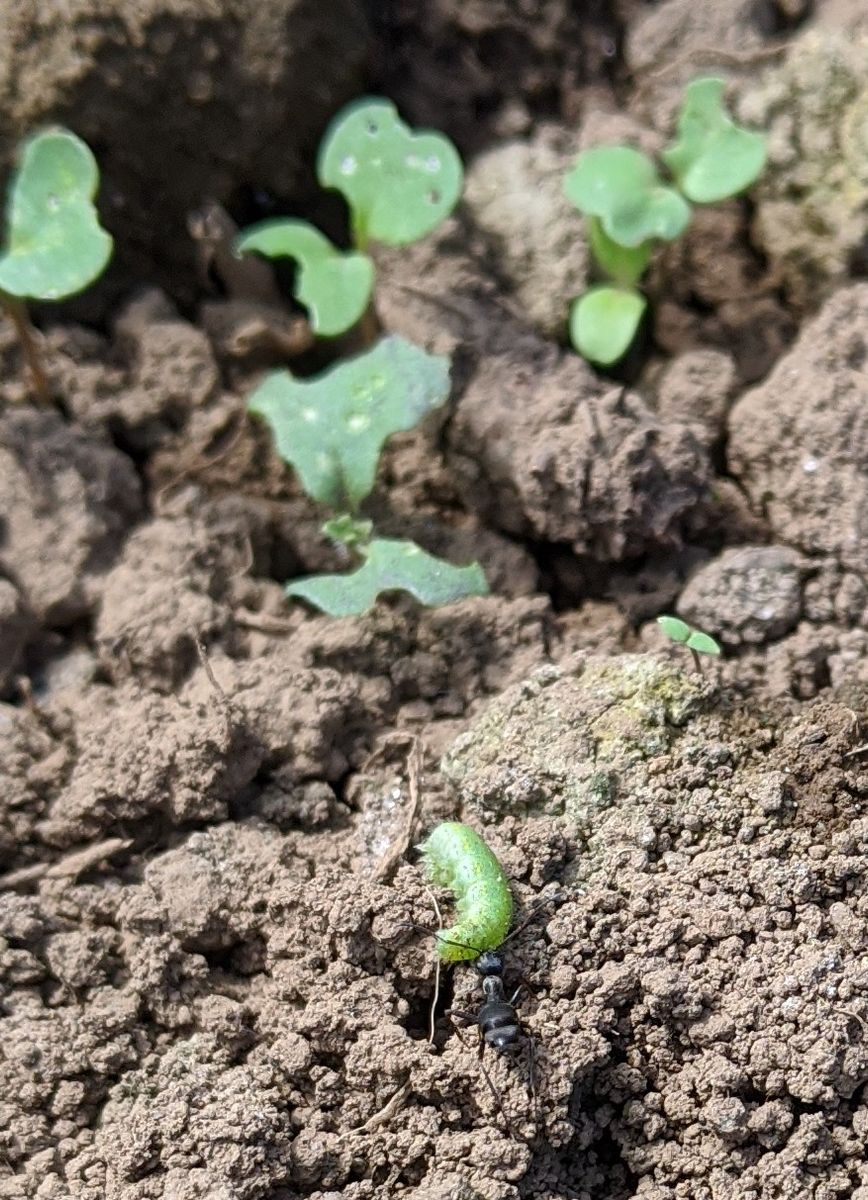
[3,3,868,1199]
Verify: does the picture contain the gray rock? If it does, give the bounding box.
[678,546,803,647]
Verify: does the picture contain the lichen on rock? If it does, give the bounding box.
[739,30,868,308]
[442,653,709,825]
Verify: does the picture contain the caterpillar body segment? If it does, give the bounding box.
[418,821,513,962]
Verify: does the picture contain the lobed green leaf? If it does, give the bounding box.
[569,285,646,366]
[318,98,463,247]
[661,77,766,204]
[236,218,373,337]
[286,538,489,616]
[564,146,690,248]
[0,128,112,301]
[248,335,451,509]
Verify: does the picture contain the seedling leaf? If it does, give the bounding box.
[322,514,373,548]
[658,615,721,656]
[236,219,373,337]
[318,98,463,247]
[657,615,692,643]
[569,285,646,366]
[685,630,721,656]
[661,77,766,204]
[286,538,488,616]
[0,128,112,300]
[564,146,690,248]
[248,335,451,509]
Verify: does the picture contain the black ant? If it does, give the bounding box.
[449,947,525,1055]
[393,888,564,1136]
[448,943,537,1136]
[428,901,562,1137]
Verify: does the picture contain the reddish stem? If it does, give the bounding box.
[1,292,51,403]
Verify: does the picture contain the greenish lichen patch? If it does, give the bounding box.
[739,30,868,308]
[442,653,710,826]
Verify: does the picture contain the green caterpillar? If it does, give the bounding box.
[418,821,513,962]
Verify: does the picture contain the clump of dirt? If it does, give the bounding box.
[5,651,868,1200]
[648,348,736,449]
[55,289,222,452]
[462,126,587,338]
[375,232,713,562]
[729,283,868,572]
[676,546,804,648]
[651,202,796,383]
[739,27,868,309]
[442,654,710,822]
[0,407,142,629]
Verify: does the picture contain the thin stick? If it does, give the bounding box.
[195,635,228,702]
[2,294,51,403]
[194,636,236,736]
[373,734,423,882]
[424,884,444,1045]
[350,1079,412,1133]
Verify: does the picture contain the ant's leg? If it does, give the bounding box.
[499,889,568,949]
[448,1017,515,1138]
[392,919,438,937]
[393,920,483,959]
[524,1034,542,1135]
[475,1032,516,1140]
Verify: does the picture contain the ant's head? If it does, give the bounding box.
[474,950,503,977]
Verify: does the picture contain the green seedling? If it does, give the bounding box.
[565,77,766,366]
[249,334,488,616]
[0,127,112,401]
[657,615,721,673]
[236,97,462,340]
[318,97,463,249]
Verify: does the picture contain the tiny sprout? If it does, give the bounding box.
[657,615,721,672]
[0,127,112,401]
[250,335,488,617]
[318,97,463,250]
[322,514,374,549]
[236,97,463,340]
[564,77,766,367]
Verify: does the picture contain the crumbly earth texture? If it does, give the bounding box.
[5,3,868,1200]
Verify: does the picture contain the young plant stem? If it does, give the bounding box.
[1,292,51,403]
[690,648,705,676]
[349,217,381,348]
[356,298,382,348]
